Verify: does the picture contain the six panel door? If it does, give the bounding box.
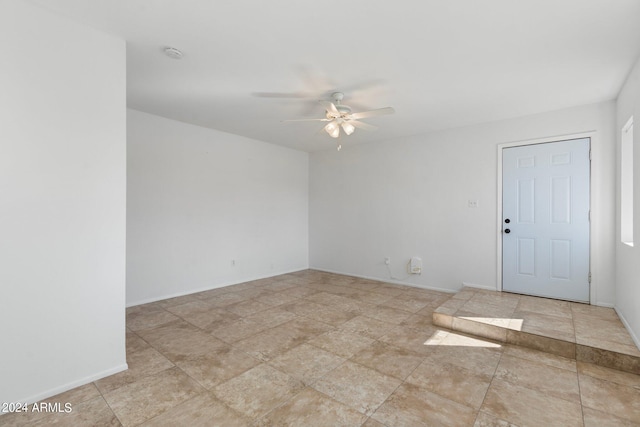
[502,138,590,302]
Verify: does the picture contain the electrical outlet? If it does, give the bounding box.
[410,256,422,274]
[384,257,391,265]
[468,200,479,208]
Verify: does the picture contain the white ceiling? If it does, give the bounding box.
[31,0,640,152]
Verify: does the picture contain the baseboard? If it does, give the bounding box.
[594,301,615,308]
[127,267,310,307]
[461,281,498,291]
[17,363,128,405]
[614,307,640,350]
[309,267,456,294]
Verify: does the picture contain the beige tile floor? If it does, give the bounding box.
[3,270,640,426]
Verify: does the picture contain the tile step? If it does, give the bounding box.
[432,288,640,375]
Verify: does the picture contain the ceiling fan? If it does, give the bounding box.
[284,92,395,150]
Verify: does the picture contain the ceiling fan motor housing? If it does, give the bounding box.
[329,92,352,116]
[331,92,345,103]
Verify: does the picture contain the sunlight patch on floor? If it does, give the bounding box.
[458,316,524,331]
[425,329,502,348]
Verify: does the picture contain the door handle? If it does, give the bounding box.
[504,229,511,234]
[505,218,511,223]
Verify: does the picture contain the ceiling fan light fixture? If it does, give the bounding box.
[282,91,394,144]
[341,122,355,135]
[325,121,340,138]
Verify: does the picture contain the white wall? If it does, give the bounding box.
[616,55,640,346]
[0,1,127,404]
[310,101,616,306]
[127,109,309,306]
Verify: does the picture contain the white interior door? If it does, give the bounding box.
[502,138,590,302]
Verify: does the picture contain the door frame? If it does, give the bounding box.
[496,131,594,303]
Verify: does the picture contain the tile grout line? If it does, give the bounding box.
[363,341,432,426]
[575,361,587,427]
[92,378,126,427]
[472,340,508,426]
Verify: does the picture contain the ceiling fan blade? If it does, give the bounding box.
[252,91,312,99]
[333,79,387,94]
[282,118,330,122]
[349,107,395,120]
[349,120,378,131]
[319,100,339,116]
